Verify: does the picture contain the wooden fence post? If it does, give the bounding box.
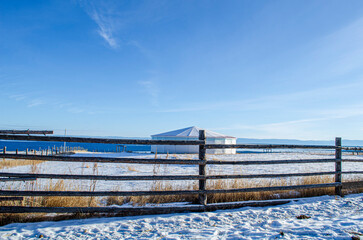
[3,147,6,154]
[199,130,207,206]
[26,148,28,155]
[335,137,342,196]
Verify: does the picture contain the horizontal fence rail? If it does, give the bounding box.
[0,199,292,214]
[341,159,363,163]
[0,154,344,165]
[0,130,362,215]
[0,197,24,202]
[205,144,337,149]
[343,181,363,189]
[0,130,53,135]
[0,177,36,182]
[0,171,352,181]
[207,159,338,165]
[0,183,342,197]
[0,153,203,165]
[342,147,363,151]
[0,134,203,145]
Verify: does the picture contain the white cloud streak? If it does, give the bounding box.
[79,1,119,49]
[5,90,99,114]
[27,99,44,107]
[158,79,363,113]
[78,1,169,51]
[213,103,363,139]
[9,94,27,101]
[88,7,118,48]
[138,80,160,107]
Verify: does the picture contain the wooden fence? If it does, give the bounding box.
[0,130,362,214]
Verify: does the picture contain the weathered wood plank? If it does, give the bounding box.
[342,159,363,162]
[0,189,201,197]
[335,138,342,196]
[206,183,340,194]
[205,199,292,211]
[342,181,363,189]
[0,206,204,214]
[0,199,291,213]
[0,172,340,181]
[0,173,203,181]
[207,159,337,165]
[0,183,340,197]
[0,177,36,182]
[3,153,338,165]
[206,171,339,179]
[342,147,363,151]
[0,134,202,145]
[205,144,336,149]
[341,171,363,175]
[0,197,24,202]
[199,130,207,206]
[0,154,203,165]
[0,130,53,135]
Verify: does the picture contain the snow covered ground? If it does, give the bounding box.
[0,193,362,239]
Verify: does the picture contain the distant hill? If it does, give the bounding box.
[237,138,363,146]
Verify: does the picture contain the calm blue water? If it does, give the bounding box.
[0,140,150,153]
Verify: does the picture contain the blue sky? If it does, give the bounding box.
[1,0,363,140]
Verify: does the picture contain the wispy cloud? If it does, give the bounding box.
[313,17,363,78]
[158,80,363,113]
[218,102,363,132]
[268,16,363,87]
[79,1,119,49]
[5,90,100,114]
[27,99,45,107]
[138,80,160,107]
[213,102,363,140]
[317,103,363,120]
[78,0,169,50]
[67,107,85,114]
[9,94,27,101]
[127,40,158,63]
[88,6,118,48]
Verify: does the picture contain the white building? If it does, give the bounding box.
[151,126,236,154]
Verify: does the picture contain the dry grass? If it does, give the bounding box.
[127,166,138,172]
[207,176,336,203]
[111,175,339,206]
[0,160,100,225]
[106,181,198,206]
[40,180,98,207]
[0,179,99,226]
[0,158,43,170]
